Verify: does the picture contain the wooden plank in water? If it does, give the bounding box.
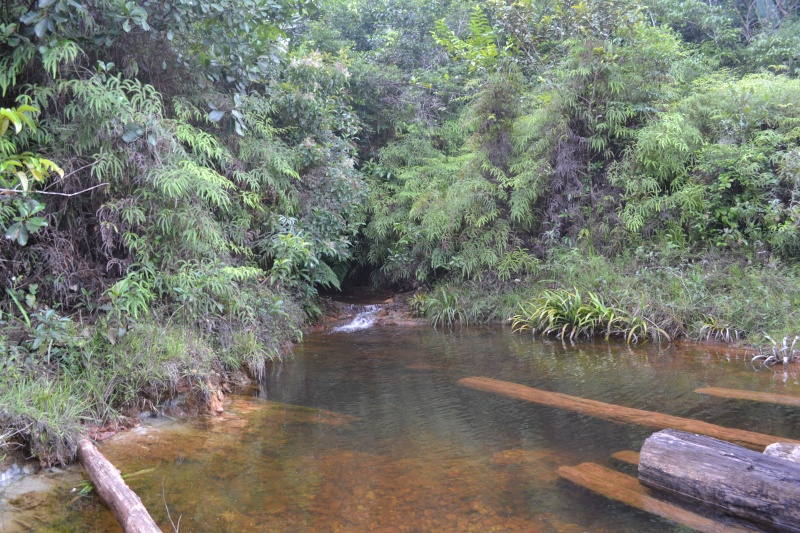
[610,450,640,465]
[695,387,800,407]
[457,377,800,450]
[557,462,755,533]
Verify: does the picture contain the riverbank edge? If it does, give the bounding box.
[3,257,795,474]
[0,293,424,476]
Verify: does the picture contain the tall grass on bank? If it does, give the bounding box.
[511,288,667,343]
[0,299,304,465]
[0,378,89,466]
[415,247,800,344]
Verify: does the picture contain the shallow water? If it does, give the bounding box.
[36,326,800,531]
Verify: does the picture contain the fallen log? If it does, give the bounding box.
[610,450,640,465]
[638,429,800,533]
[695,386,800,407]
[77,438,161,533]
[457,376,800,450]
[557,462,754,533]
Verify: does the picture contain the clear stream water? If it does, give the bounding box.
[22,325,800,531]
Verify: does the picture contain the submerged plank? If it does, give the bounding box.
[639,429,800,533]
[457,376,800,450]
[695,386,800,407]
[610,450,640,465]
[558,462,754,533]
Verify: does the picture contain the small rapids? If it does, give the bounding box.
[332,304,381,332]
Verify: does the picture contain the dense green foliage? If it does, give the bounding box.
[335,0,800,339]
[0,0,361,464]
[3,0,800,463]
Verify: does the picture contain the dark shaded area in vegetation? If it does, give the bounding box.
[2,0,800,464]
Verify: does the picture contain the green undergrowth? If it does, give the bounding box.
[411,247,800,344]
[511,288,663,344]
[0,300,304,466]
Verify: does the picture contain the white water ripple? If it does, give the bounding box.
[332,305,381,332]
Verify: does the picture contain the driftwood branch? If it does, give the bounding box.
[77,438,161,533]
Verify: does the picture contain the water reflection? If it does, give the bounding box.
[46,327,800,531]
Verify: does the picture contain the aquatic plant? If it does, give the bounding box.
[698,315,742,343]
[511,288,668,344]
[751,336,800,366]
[409,293,428,318]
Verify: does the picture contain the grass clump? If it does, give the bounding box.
[419,287,469,329]
[511,288,666,344]
[412,246,800,346]
[0,288,305,466]
[0,378,89,466]
[751,336,800,366]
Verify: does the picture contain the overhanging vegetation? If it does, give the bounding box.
[3,0,800,464]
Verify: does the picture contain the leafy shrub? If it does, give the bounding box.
[409,293,428,317]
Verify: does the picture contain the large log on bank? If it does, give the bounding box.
[638,429,800,533]
[457,376,800,450]
[77,438,161,533]
[557,462,754,533]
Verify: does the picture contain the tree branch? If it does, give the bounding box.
[0,183,109,197]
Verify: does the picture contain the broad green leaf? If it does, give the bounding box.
[5,222,28,245]
[18,172,28,192]
[27,200,45,215]
[208,110,226,122]
[24,217,48,233]
[34,17,48,38]
[20,12,39,24]
[1,110,22,133]
[122,124,144,142]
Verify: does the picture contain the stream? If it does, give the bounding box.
[8,322,800,532]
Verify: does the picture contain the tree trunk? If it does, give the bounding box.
[77,438,161,533]
[638,429,800,533]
